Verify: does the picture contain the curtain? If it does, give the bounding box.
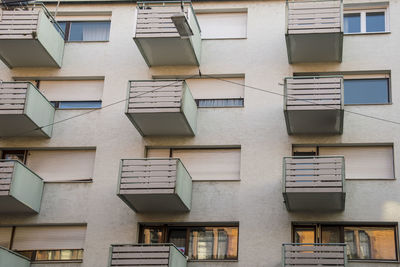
[82,22,110,41]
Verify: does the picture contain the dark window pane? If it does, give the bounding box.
[322,226,341,243]
[57,22,67,37]
[168,229,187,254]
[69,21,110,41]
[344,79,389,104]
[366,12,385,32]
[344,14,361,33]
[58,101,102,109]
[344,227,396,260]
[2,150,25,163]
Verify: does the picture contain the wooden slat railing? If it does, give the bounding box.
[0,160,14,196]
[285,76,343,111]
[284,156,344,193]
[0,82,28,114]
[135,4,189,38]
[287,0,342,34]
[119,159,178,195]
[127,80,184,114]
[283,243,347,266]
[110,244,182,267]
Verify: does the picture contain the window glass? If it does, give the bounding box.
[344,227,396,260]
[56,101,102,109]
[366,12,385,32]
[2,150,26,163]
[196,99,244,108]
[294,227,315,243]
[344,13,361,33]
[142,228,163,244]
[322,226,341,243]
[168,229,187,254]
[57,22,67,36]
[344,79,389,104]
[69,21,110,41]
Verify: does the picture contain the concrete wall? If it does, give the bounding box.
[0,0,399,266]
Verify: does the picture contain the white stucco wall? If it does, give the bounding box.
[0,0,399,266]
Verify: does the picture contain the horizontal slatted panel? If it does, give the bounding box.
[128,80,183,113]
[119,159,177,195]
[283,244,346,266]
[287,0,341,34]
[285,77,342,111]
[284,157,344,193]
[0,8,39,39]
[135,5,189,38]
[110,245,171,266]
[0,82,27,114]
[0,161,14,196]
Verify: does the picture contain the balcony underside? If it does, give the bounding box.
[0,114,49,137]
[126,112,195,136]
[0,39,61,68]
[134,37,199,66]
[286,32,343,63]
[283,192,345,212]
[119,193,190,213]
[284,109,343,135]
[0,195,39,214]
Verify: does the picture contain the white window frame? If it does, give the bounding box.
[344,6,389,34]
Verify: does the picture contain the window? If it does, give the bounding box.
[196,12,247,39]
[293,224,397,261]
[344,7,388,34]
[344,78,390,104]
[186,78,244,108]
[146,147,241,181]
[140,225,239,261]
[25,149,96,182]
[0,225,86,262]
[51,101,102,109]
[38,80,104,109]
[293,145,394,179]
[58,21,111,41]
[1,150,27,163]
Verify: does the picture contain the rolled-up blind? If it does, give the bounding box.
[26,150,96,182]
[12,226,86,251]
[186,78,244,100]
[319,146,394,179]
[171,148,241,180]
[39,80,104,101]
[0,227,12,248]
[146,148,170,158]
[196,12,247,39]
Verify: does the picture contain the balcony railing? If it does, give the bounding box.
[133,1,201,66]
[0,82,55,137]
[282,156,345,211]
[117,158,192,213]
[109,244,187,267]
[282,243,347,266]
[0,160,44,214]
[284,76,344,134]
[125,80,197,136]
[0,247,30,267]
[285,0,343,63]
[0,4,65,68]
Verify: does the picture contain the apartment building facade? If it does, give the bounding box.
[0,0,398,266]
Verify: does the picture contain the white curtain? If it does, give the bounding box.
[82,22,110,41]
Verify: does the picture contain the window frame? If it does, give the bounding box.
[51,101,102,110]
[292,223,399,262]
[58,21,111,42]
[139,224,239,261]
[344,7,389,34]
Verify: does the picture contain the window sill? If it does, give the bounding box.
[202,37,247,40]
[344,31,391,36]
[66,40,109,43]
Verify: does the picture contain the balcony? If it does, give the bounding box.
[133,1,201,66]
[109,244,187,267]
[117,158,192,213]
[0,160,44,214]
[285,0,343,63]
[282,243,347,266]
[0,5,64,68]
[0,247,30,267]
[125,80,197,136]
[282,156,345,212]
[0,82,55,137]
[284,76,344,135]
